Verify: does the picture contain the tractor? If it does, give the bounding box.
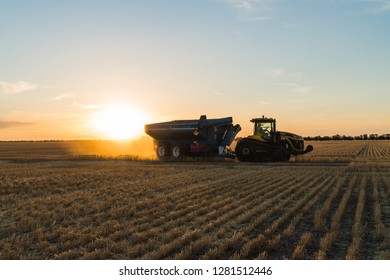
[235,116,313,162]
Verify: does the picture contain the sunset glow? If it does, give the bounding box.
[89,105,147,140]
[0,1,389,140]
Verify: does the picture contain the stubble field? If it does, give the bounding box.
[0,140,389,259]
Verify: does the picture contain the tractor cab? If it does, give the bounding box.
[248,117,277,143]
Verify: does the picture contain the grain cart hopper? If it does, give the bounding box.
[235,116,313,162]
[145,115,241,161]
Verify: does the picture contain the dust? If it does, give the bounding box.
[64,136,155,158]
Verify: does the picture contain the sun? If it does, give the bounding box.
[89,104,147,140]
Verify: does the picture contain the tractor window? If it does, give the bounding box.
[254,122,273,141]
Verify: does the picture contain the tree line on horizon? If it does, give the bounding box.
[1,133,390,142]
[304,133,390,141]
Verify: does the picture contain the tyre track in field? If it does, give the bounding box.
[298,175,354,259]
[234,170,336,260]
[137,168,293,259]
[130,168,267,258]
[324,176,359,259]
[1,164,244,256]
[376,174,390,258]
[140,167,313,259]
[358,176,378,259]
[329,174,383,259]
[201,169,335,259]
[201,171,316,258]
[265,174,338,259]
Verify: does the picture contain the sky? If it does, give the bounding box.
[1,0,389,140]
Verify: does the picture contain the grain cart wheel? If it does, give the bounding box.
[235,140,254,162]
[156,143,169,161]
[170,143,185,161]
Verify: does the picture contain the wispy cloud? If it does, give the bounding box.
[223,0,257,11]
[206,85,224,96]
[377,1,390,12]
[334,0,390,13]
[224,0,390,17]
[222,0,277,11]
[0,120,36,129]
[221,0,278,20]
[275,82,313,94]
[0,81,38,94]
[0,109,54,124]
[264,68,312,93]
[71,102,105,110]
[266,68,285,78]
[54,93,74,101]
[265,68,303,78]
[257,100,269,105]
[244,16,273,21]
[362,0,390,12]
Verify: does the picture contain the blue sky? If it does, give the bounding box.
[0,0,389,140]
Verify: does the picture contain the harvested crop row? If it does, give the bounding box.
[1,140,389,259]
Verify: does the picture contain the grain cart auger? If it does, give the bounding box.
[145,115,241,161]
[235,116,313,162]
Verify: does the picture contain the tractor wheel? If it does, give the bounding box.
[156,143,170,161]
[170,143,186,161]
[235,141,254,162]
